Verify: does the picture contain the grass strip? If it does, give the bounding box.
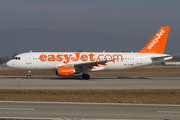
[0,89,180,104]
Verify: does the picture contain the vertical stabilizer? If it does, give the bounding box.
[137,26,170,54]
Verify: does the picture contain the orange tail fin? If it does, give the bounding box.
[137,26,170,54]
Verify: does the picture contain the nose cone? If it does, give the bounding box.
[6,60,13,68]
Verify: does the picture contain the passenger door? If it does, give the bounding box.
[26,54,31,64]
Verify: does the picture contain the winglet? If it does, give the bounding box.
[137,26,170,54]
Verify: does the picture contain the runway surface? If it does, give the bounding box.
[0,76,180,90]
[0,68,180,120]
[0,101,180,119]
[0,75,180,89]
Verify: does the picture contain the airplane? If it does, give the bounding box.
[6,26,172,79]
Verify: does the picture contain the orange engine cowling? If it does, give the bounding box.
[56,67,75,77]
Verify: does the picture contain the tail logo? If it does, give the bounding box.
[148,29,165,50]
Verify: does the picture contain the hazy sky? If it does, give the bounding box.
[0,0,180,55]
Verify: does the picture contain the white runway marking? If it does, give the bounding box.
[0,117,163,120]
[157,111,180,113]
[0,108,34,111]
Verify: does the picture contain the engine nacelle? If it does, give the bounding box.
[56,67,75,77]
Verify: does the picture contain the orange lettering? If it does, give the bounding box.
[39,53,124,64]
[113,54,123,63]
[72,53,80,62]
[105,54,112,60]
[56,54,63,62]
[63,54,72,64]
[98,54,104,61]
[48,54,55,62]
[81,54,88,62]
[89,53,95,62]
[39,54,47,62]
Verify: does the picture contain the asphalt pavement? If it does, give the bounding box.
[0,101,180,119]
[0,76,180,90]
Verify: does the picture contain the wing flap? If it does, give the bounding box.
[74,60,109,67]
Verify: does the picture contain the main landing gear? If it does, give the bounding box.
[82,73,90,80]
[27,70,31,79]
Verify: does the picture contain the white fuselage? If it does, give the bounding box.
[6,52,172,71]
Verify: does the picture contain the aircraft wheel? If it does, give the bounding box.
[82,73,86,79]
[82,73,90,80]
[27,75,31,79]
[85,74,90,80]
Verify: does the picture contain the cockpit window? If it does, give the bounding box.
[13,57,21,60]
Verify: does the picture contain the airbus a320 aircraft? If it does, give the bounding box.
[6,26,172,79]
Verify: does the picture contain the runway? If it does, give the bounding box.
[0,101,180,119]
[0,69,180,119]
[0,75,180,89]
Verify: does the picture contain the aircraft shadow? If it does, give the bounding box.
[0,75,150,80]
[41,76,150,80]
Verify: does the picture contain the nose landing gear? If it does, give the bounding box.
[27,70,31,79]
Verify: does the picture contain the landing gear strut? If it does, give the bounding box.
[82,73,90,80]
[27,70,31,79]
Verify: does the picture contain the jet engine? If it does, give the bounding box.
[56,66,80,77]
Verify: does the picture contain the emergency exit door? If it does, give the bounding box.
[137,54,142,64]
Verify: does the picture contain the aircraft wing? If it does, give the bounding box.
[54,59,113,70]
[73,60,110,67]
[73,59,113,71]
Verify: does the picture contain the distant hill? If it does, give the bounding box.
[0,27,140,57]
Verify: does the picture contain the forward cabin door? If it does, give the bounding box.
[26,54,31,64]
[137,54,142,64]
